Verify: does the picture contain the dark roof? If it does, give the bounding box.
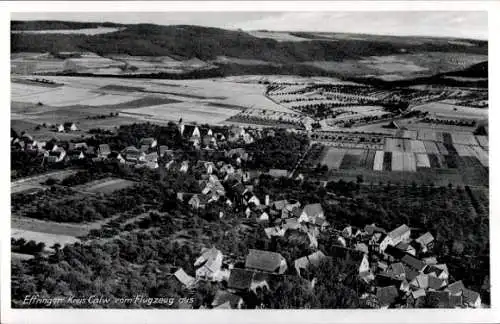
[329,245,365,265]
[401,254,426,271]
[427,291,451,308]
[447,280,465,295]
[462,288,480,305]
[395,242,413,251]
[376,286,399,306]
[375,273,402,288]
[232,183,246,195]
[212,290,242,308]
[183,125,197,137]
[364,224,386,235]
[403,265,419,282]
[424,265,444,277]
[428,275,445,290]
[384,245,406,259]
[140,137,156,145]
[302,203,323,218]
[227,268,253,290]
[245,249,284,273]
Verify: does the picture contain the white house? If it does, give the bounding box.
[194,247,224,281]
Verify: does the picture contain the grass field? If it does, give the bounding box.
[11,228,80,248]
[412,101,488,119]
[75,178,136,194]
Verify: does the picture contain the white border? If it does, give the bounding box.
[1,2,499,324]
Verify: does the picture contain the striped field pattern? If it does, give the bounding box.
[373,151,384,171]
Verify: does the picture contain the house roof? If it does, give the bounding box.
[376,286,399,306]
[245,249,285,273]
[194,247,222,272]
[428,275,445,290]
[375,273,402,288]
[273,200,289,211]
[227,268,254,290]
[307,251,327,268]
[462,288,480,305]
[183,125,198,137]
[364,224,386,235]
[283,218,300,230]
[401,254,426,272]
[411,288,426,299]
[302,203,323,218]
[447,280,465,295]
[139,144,150,153]
[140,137,156,145]
[426,291,450,308]
[395,242,413,251]
[212,290,242,309]
[387,262,405,277]
[99,144,110,152]
[268,169,288,178]
[384,245,406,260]
[388,224,410,240]
[329,245,365,265]
[424,265,444,278]
[403,265,419,282]
[174,268,196,287]
[423,257,438,265]
[416,232,434,246]
[411,274,430,289]
[354,243,369,254]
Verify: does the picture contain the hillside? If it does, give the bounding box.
[11,21,488,80]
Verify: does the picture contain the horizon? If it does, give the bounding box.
[11,11,488,40]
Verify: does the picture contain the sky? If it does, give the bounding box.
[12,11,488,40]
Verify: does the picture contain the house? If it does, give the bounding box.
[447,280,465,296]
[140,137,157,148]
[108,151,125,163]
[410,273,430,290]
[145,152,158,163]
[67,150,84,161]
[383,245,406,262]
[376,286,399,308]
[73,142,88,150]
[462,288,481,308]
[415,232,434,253]
[273,200,289,211]
[364,224,386,236]
[379,224,411,252]
[395,242,416,256]
[98,144,111,157]
[245,249,287,274]
[188,194,211,209]
[427,275,446,291]
[227,268,254,291]
[211,290,243,309]
[63,122,78,131]
[158,145,169,157]
[56,124,65,132]
[121,146,144,162]
[45,150,66,163]
[268,169,288,178]
[194,247,224,281]
[386,262,406,280]
[283,218,301,231]
[354,243,369,254]
[294,251,327,277]
[411,288,426,299]
[173,268,196,288]
[329,245,370,274]
[264,226,286,239]
[424,264,449,280]
[259,212,269,222]
[139,144,150,153]
[180,161,189,173]
[182,124,201,139]
[298,203,324,224]
[401,254,426,273]
[247,195,261,206]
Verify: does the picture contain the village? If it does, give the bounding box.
[10,118,484,309]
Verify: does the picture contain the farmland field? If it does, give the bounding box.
[321,147,347,170]
[412,101,488,119]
